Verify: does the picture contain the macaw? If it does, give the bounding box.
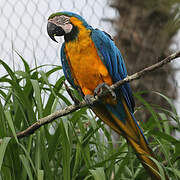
[47,11,167,180]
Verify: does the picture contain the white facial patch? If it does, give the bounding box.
[62,23,73,33]
[49,15,73,34]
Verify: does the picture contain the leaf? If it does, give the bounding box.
[0,100,6,137]
[0,59,18,82]
[89,168,106,180]
[44,76,65,116]
[19,154,33,180]
[35,131,41,174]
[153,91,177,115]
[38,129,53,179]
[172,142,180,163]
[60,120,71,180]
[38,170,44,180]
[150,130,179,144]
[171,169,180,178]
[56,92,72,106]
[18,143,36,175]
[48,123,62,161]
[5,111,18,142]
[0,137,11,170]
[135,92,162,131]
[72,143,82,177]
[15,51,30,72]
[15,71,30,78]
[31,79,43,118]
[0,59,36,122]
[29,63,60,73]
[148,157,166,180]
[38,67,61,81]
[158,113,170,135]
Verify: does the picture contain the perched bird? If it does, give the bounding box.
[47,11,167,180]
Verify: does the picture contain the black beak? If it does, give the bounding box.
[47,22,65,42]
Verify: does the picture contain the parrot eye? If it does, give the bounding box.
[63,18,70,24]
[56,15,70,25]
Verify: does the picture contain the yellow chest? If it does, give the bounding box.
[65,34,112,95]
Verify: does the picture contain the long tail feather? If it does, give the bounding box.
[92,98,168,180]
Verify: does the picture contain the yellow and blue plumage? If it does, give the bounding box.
[47,11,168,180]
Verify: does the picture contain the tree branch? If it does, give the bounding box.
[2,50,180,140]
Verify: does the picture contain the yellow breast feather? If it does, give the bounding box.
[65,17,112,96]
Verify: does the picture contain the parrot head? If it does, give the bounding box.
[47,11,91,42]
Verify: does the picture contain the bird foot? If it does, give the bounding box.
[84,94,94,105]
[94,83,116,100]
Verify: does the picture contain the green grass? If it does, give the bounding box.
[0,55,180,180]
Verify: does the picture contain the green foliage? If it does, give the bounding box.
[0,56,179,180]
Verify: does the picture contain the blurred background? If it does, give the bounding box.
[0,0,117,71]
[0,0,180,129]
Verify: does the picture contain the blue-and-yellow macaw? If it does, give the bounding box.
[47,11,167,180]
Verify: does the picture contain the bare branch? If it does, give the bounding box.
[111,50,180,90]
[2,50,180,141]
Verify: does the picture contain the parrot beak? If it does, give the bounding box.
[47,22,65,42]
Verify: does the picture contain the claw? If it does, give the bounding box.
[84,94,94,105]
[94,83,116,100]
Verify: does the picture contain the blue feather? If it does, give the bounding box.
[91,29,135,113]
[61,43,79,90]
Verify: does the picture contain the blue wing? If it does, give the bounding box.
[91,29,135,113]
[60,43,79,90]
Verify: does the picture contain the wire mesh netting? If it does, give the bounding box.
[0,0,180,118]
[0,0,117,75]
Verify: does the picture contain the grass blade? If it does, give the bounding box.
[19,154,33,180]
[90,167,106,180]
[4,111,18,142]
[31,79,43,118]
[60,119,71,180]
[38,170,44,180]
[0,137,11,170]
